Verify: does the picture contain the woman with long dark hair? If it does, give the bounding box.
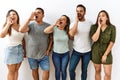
[44,15,70,80]
[90,10,116,80]
[0,9,25,80]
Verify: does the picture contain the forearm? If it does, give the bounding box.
[47,36,53,51]
[22,38,26,57]
[44,25,54,34]
[19,19,30,33]
[104,42,114,56]
[92,26,101,42]
[0,24,10,38]
[69,22,78,37]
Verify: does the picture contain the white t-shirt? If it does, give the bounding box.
[6,28,25,46]
[70,19,92,53]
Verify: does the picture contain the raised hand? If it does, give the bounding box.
[28,12,36,21]
[7,17,13,26]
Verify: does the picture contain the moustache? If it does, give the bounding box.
[77,13,82,17]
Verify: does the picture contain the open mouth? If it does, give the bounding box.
[77,13,82,17]
[59,22,62,24]
[35,16,38,19]
[100,19,102,24]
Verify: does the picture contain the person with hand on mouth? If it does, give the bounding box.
[90,10,116,80]
[0,9,26,80]
[44,15,70,80]
[68,4,93,80]
[19,7,52,80]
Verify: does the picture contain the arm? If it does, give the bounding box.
[91,25,101,42]
[45,35,53,55]
[44,18,60,34]
[44,25,54,34]
[91,18,101,42]
[69,16,79,38]
[101,42,114,63]
[102,25,116,63]
[0,24,11,38]
[22,37,26,58]
[0,17,13,38]
[19,12,35,33]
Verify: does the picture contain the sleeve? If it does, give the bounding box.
[69,22,74,29]
[89,25,97,39]
[110,25,116,42]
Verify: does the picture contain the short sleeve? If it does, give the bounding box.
[90,25,97,39]
[69,22,74,29]
[110,25,116,42]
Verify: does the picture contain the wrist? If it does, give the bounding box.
[104,54,107,56]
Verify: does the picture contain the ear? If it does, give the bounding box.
[43,14,45,17]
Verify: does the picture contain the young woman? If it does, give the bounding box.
[44,15,70,80]
[0,9,25,80]
[90,10,116,80]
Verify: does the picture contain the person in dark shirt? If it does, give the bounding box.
[90,10,116,80]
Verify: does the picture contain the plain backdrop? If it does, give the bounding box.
[0,0,120,80]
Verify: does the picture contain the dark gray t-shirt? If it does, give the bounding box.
[27,21,50,59]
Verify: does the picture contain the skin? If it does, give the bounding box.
[0,11,22,80]
[44,15,68,34]
[19,9,51,80]
[92,11,114,80]
[69,6,85,38]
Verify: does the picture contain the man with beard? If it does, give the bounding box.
[68,4,92,80]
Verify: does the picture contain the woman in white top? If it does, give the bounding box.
[0,9,25,80]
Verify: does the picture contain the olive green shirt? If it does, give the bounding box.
[90,24,116,64]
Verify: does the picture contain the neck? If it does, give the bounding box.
[36,20,44,25]
[12,23,18,27]
[79,18,85,22]
[58,26,65,30]
[101,24,107,27]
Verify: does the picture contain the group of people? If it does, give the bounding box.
[0,4,116,80]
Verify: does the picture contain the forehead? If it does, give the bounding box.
[99,12,107,16]
[60,16,67,20]
[9,11,16,15]
[35,9,42,13]
[76,7,84,11]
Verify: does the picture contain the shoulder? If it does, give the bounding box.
[69,22,75,29]
[29,21,36,27]
[90,24,98,30]
[85,19,93,25]
[109,24,116,28]
[108,24,116,31]
[43,22,50,26]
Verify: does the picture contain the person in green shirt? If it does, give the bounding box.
[90,10,116,80]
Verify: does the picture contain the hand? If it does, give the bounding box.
[101,54,107,63]
[75,13,79,22]
[98,17,102,27]
[7,17,13,25]
[45,50,50,56]
[28,12,35,21]
[54,19,60,27]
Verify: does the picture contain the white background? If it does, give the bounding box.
[0,0,120,80]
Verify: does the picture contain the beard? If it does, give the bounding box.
[77,13,84,21]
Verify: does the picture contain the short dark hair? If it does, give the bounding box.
[76,4,86,12]
[35,7,44,14]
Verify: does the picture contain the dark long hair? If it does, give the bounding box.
[3,9,20,36]
[62,15,70,35]
[95,10,111,26]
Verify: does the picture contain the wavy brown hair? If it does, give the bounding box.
[62,15,70,35]
[3,9,20,36]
